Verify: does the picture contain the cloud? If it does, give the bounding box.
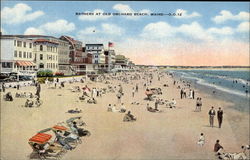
[140,21,174,39]
[77,23,124,44]
[78,23,124,36]
[175,9,201,19]
[1,3,44,24]
[140,21,213,41]
[113,4,151,20]
[24,27,44,35]
[40,19,75,34]
[101,23,124,36]
[237,21,249,32]
[78,9,111,21]
[24,19,75,35]
[177,22,212,40]
[212,10,249,23]
[207,27,234,35]
[78,27,98,35]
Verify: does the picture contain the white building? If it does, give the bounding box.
[19,35,71,75]
[85,44,106,73]
[33,39,59,73]
[0,35,36,77]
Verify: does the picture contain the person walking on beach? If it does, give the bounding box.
[198,98,202,111]
[183,88,186,98]
[2,83,5,92]
[192,90,195,99]
[196,98,200,111]
[217,107,223,128]
[154,99,159,111]
[208,107,216,127]
[116,92,122,104]
[135,84,138,92]
[132,87,135,98]
[17,81,20,90]
[180,89,183,99]
[35,82,41,99]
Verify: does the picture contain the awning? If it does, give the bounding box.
[16,61,35,66]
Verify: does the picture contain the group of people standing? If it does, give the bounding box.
[208,106,223,128]
[180,88,195,99]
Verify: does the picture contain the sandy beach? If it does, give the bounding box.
[0,69,249,160]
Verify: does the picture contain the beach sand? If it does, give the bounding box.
[0,71,249,160]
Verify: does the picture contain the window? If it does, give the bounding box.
[2,62,12,68]
[95,60,98,64]
[17,41,22,47]
[39,63,44,69]
[29,52,32,58]
[23,42,26,48]
[14,40,16,46]
[19,51,22,58]
[40,45,43,51]
[14,51,17,57]
[23,52,26,58]
[29,43,32,48]
[40,54,43,60]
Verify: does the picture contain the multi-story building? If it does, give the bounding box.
[60,36,86,75]
[85,44,106,73]
[114,54,131,71]
[0,35,36,77]
[17,35,71,75]
[104,49,116,72]
[33,39,59,73]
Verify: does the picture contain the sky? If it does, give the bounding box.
[1,1,249,66]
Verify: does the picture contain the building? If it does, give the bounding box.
[33,39,59,73]
[15,35,71,75]
[60,36,86,75]
[104,49,116,72]
[113,54,131,71]
[0,35,36,77]
[85,44,106,73]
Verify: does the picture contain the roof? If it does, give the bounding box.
[29,133,52,144]
[34,39,59,44]
[85,44,104,46]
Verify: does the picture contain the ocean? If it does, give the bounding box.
[168,69,250,112]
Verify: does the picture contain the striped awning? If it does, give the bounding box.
[16,61,35,66]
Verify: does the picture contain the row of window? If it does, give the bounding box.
[46,63,58,69]
[39,45,58,52]
[1,62,13,68]
[14,40,32,48]
[86,46,103,50]
[14,51,32,59]
[47,54,58,61]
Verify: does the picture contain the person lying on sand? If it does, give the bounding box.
[67,108,82,114]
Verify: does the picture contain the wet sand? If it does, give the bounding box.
[0,70,249,160]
